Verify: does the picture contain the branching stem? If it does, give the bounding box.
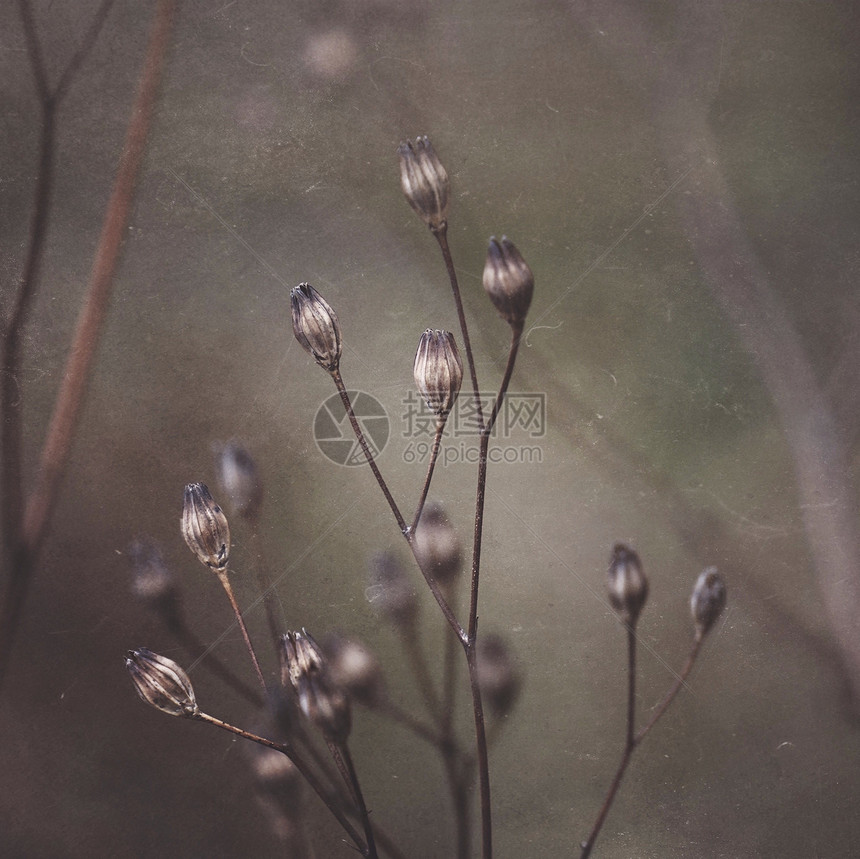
[192,711,367,855]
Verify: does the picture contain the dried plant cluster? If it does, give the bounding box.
[125,138,727,858]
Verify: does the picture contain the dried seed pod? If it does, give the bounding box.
[607,543,649,626]
[181,482,230,570]
[367,552,419,627]
[482,236,534,327]
[281,630,351,743]
[125,648,198,717]
[324,634,385,707]
[214,441,263,520]
[413,329,463,419]
[476,634,522,718]
[413,502,462,585]
[398,135,450,233]
[290,283,342,373]
[690,567,727,639]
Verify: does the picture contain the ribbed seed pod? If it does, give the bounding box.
[125,648,198,717]
[181,482,230,570]
[281,630,351,743]
[290,283,342,373]
[482,236,534,327]
[398,135,450,233]
[413,329,463,419]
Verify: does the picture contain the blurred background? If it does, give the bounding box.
[2,0,859,856]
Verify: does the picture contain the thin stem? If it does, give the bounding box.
[332,370,466,643]
[466,643,493,859]
[160,599,263,707]
[442,750,472,859]
[192,711,367,855]
[410,419,446,534]
[339,741,379,859]
[373,824,411,859]
[440,585,470,859]
[486,323,523,436]
[635,633,703,745]
[468,323,522,644]
[580,626,638,859]
[248,515,284,650]
[405,538,468,646]
[331,368,408,534]
[374,697,446,749]
[53,0,117,102]
[0,0,176,689]
[434,227,484,431]
[21,0,176,558]
[399,625,442,725]
[215,568,267,693]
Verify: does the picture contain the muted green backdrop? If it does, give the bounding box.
[2,1,859,856]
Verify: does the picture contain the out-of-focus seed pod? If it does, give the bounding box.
[607,543,649,626]
[290,283,342,373]
[214,441,263,521]
[324,634,385,707]
[125,648,198,717]
[247,742,302,799]
[482,236,534,327]
[367,552,419,627]
[181,482,230,570]
[127,537,176,609]
[476,634,522,717]
[413,502,462,585]
[281,630,351,743]
[413,329,463,419]
[244,743,305,847]
[690,567,727,639]
[398,135,450,233]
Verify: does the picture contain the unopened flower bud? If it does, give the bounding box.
[324,634,385,707]
[690,567,727,638]
[413,502,461,585]
[127,537,176,609]
[482,236,534,327]
[281,630,351,742]
[414,329,463,419]
[367,552,419,627]
[290,283,342,373]
[214,441,263,520]
[607,543,648,626]
[398,135,450,233]
[476,634,522,717]
[181,482,230,570]
[125,648,198,717]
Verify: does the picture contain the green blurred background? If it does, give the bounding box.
[2,0,859,856]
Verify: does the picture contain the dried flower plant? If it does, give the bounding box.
[124,137,727,859]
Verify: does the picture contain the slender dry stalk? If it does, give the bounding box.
[0,0,175,688]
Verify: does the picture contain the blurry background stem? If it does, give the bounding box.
[0,0,176,689]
